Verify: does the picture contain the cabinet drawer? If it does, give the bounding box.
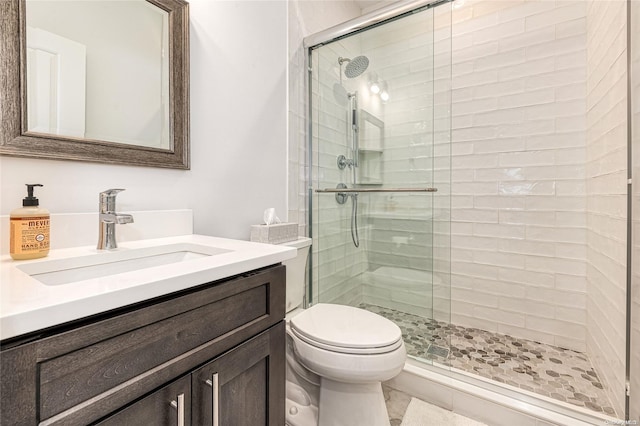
[32,265,285,424]
[96,375,191,426]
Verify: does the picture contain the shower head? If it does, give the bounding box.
[338,56,369,78]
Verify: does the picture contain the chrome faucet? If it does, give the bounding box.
[97,189,134,250]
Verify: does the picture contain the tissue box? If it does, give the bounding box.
[250,223,298,244]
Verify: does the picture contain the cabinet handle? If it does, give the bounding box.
[170,393,185,426]
[205,373,220,426]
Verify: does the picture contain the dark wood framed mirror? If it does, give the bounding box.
[0,0,190,169]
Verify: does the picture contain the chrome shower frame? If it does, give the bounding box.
[303,0,451,49]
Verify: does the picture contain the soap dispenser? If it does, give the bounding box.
[10,184,50,260]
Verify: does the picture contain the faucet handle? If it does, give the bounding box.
[100,188,126,197]
[99,188,126,213]
[116,214,134,224]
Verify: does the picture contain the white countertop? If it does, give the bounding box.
[0,234,296,340]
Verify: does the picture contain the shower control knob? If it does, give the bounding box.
[335,183,348,205]
[337,154,348,170]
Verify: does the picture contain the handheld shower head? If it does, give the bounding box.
[338,55,369,78]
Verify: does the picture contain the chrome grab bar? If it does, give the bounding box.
[315,187,437,193]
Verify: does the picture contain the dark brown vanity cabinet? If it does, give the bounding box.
[0,265,286,426]
[192,324,285,426]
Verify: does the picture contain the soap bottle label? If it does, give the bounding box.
[10,216,50,255]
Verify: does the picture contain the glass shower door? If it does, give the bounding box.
[309,4,452,365]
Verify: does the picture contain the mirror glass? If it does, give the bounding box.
[25,0,170,149]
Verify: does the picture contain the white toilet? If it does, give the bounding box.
[281,238,406,426]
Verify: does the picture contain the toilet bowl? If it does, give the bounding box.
[280,238,406,426]
[290,303,406,426]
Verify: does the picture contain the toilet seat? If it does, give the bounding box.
[290,303,403,355]
[288,326,406,384]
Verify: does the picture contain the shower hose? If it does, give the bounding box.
[351,193,360,248]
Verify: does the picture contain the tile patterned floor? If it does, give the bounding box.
[383,385,487,425]
[383,385,412,426]
[363,304,618,417]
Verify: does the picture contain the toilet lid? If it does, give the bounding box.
[290,304,402,354]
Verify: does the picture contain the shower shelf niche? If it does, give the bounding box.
[358,150,383,184]
[358,109,384,185]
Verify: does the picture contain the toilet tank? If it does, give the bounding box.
[280,237,312,313]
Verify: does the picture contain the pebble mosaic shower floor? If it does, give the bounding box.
[360,303,618,417]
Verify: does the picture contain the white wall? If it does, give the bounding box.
[1,0,288,247]
[449,0,589,352]
[189,0,287,239]
[585,0,628,416]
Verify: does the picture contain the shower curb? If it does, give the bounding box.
[385,361,620,426]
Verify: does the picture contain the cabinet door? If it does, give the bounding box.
[96,375,191,426]
[192,322,285,426]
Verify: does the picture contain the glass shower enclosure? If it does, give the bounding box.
[306,0,639,421]
[307,2,452,366]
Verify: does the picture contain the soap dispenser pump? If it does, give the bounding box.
[10,184,50,260]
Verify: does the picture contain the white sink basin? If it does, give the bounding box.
[16,243,232,286]
[2,234,297,340]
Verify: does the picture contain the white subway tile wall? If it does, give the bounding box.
[358,8,437,316]
[287,1,363,238]
[288,1,363,307]
[585,0,628,416]
[311,38,371,307]
[449,0,589,352]
[293,1,629,415]
[305,8,437,315]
